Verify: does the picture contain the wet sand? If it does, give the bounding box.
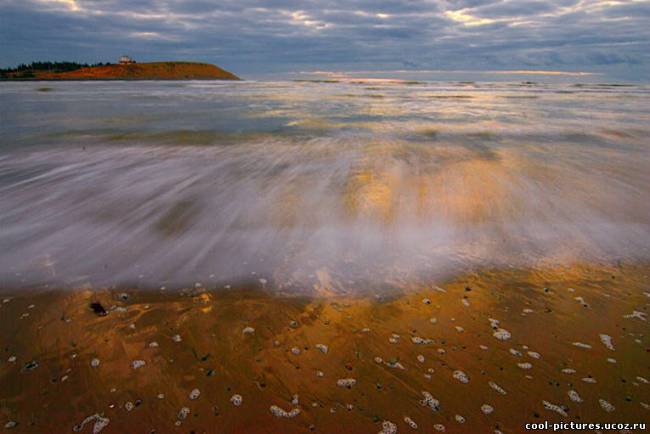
[1,262,648,433]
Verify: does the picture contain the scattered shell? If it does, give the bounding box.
[488,381,507,395]
[607,358,617,364]
[315,344,328,353]
[599,399,615,412]
[481,404,494,415]
[493,328,511,341]
[527,351,541,359]
[389,334,400,344]
[4,421,17,429]
[131,360,145,369]
[542,400,568,417]
[379,420,398,434]
[488,318,500,328]
[72,414,110,433]
[337,378,357,388]
[454,415,466,424]
[374,357,383,364]
[172,334,182,342]
[189,388,200,400]
[517,362,532,370]
[316,370,324,377]
[461,299,470,307]
[433,424,446,432]
[562,368,576,374]
[270,405,300,418]
[90,358,100,368]
[568,390,583,403]
[420,391,440,411]
[582,377,597,383]
[416,354,425,363]
[454,326,464,333]
[429,318,437,324]
[623,311,646,321]
[242,326,255,334]
[148,341,159,348]
[422,298,431,305]
[453,370,469,384]
[509,348,522,357]
[291,347,301,355]
[403,416,418,429]
[385,360,405,370]
[599,334,614,351]
[230,394,243,406]
[411,336,432,344]
[572,342,591,349]
[637,376,649,384]
[7,355,16,363]
[124,402,134,412]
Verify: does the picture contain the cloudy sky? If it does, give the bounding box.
[1,0,649,80]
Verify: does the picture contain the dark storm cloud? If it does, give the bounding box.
[0,0,648,79]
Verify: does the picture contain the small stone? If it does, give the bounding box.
[291,347,301,355]
[230,394,243,406]
[177,407,190,420]
[189,388,200,400]
[4,421,17,429]
[270,405,300,418]
[90,358,100,368]
[404,416,418,429]
[568,390,583,403]
[172,334,182,342]
[599,399,615,412]
[452,370,469,384]
[242,326,255,335]
[131,360,145,369]
[336,378,357,388]
[315,344,328,353]
[599,334,615,351]
[481,404,494,415]
[543,400,568,417]
[420,391,440,411]
[493,328,511,341]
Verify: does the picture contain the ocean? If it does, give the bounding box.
[1,80,649,292]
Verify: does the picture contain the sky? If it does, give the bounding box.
[1,0,649,80]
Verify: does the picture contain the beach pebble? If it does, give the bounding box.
[599,334,614,350]
[568,390,583,403]
[429,318,437,324]
[374,357,383,364]
[189,388,200,400]
[378,420,397,434]
[270,405,300,418]
[4,421,17,429]
[315,344,328,353]
[403,416,418,429]
[7,355,16,363]
[454,326,464,333]
[131,360,145,369]
[493,328,511,341]
[481,404,494,415]
[420,391,440,411]
[582,377,597,383]
[462,298,470,307]
[636,376,649,384]
[433,424,446,431]
[411,336,432,344]
[599,399,615,412]
[517,362,532,370]
[90,358,100,368]
[455,415,466,424]
[177,407,190,420]
[316,370,324,377]
[124,402,134,412]
[172,334,182,342]
[527,351,541,359]
[422,298,431,305]
[389,334,400,344]
[562,368,576,374]
[453,370,469,384]
[509,348,522,357]
[417,354,425,363]
[230,394,243,406]
[337,378,357,388]
[242,326,255,334]
[148,341,159,348]
[488,381,507,395]
[607,358,617,364]
[543,400,568,417]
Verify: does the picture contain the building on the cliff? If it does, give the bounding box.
[119,55,136,65]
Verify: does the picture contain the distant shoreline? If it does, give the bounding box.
[1,61,240,81]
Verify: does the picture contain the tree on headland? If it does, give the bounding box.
[0,61,110,79]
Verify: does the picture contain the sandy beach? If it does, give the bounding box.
[1,262,648,433]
